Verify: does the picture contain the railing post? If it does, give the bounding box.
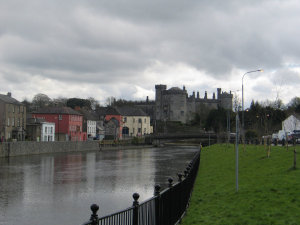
[132,193,140,225]
[89,204,99,225]
[154,184,161,225]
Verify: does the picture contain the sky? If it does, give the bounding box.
[1,0,300,107]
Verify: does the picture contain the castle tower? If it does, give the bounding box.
[155,84,167,121]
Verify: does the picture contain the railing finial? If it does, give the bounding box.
[177,173,183,182]
[154,184,161,196]
[168,177,173,187]
[89,204,99,225]
[132,193,140,207]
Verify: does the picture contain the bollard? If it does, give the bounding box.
[89,204,99,225]
[294,149,297,169]
[132,193,140,225]
[154,184,161,225]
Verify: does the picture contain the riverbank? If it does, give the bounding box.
[0,141,153,158]
[182,144,300,225]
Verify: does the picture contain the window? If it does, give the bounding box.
[144,128,146,133]
[138,128,141,133]
[144,118,146,123]
[12,106,15,113]
[51,127,53,133]
[123,117,127,123]
[181,111,184,116]
[59,115,62,120]
[133,118,135,123]
[138,118,142,123]
[17,118,20,127]
[12,118,15,127]
[45,127,48,133]
[7,118,10,126]
[133,128,135,133]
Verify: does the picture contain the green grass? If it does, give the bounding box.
[182,144,300,225]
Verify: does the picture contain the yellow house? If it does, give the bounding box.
[116,106,152,137]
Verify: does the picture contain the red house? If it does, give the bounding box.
[32,107,87,141]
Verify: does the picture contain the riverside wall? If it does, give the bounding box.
[0,141,149,158]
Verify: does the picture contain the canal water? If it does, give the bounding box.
[0,146,199,225]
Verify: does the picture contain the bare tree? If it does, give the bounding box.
[32,93,51,109]
[105,96,116,106]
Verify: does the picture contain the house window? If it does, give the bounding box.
[59,115,62,120]
[133,118,135,123]
[7,118,10,126]
[133,128,135,133]
[51,127,53,133]
[12,118,15,127]
[144,128,146,133]
[144,118,146,123]
[181,111,184,116]
[138,118,142,123]
[45,127,47,133]
[123,117,127,123]
[138,128,141,133]
[17,118,20,127]
[12,106,15,113]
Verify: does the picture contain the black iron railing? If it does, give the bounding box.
[82,147,201,225]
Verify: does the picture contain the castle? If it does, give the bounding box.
[155,84,233,124]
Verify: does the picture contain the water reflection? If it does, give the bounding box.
[0,146,198,225]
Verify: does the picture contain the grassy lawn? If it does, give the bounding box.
[182,144,300,225]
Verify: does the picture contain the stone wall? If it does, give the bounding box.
[0,141,99,157]
[0,141,152,158]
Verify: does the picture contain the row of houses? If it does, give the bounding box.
[0,92,153,142]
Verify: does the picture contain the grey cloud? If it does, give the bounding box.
[1,0,300,101]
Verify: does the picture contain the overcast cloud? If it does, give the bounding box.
[1,0,300,107]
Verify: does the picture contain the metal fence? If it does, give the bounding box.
[82,147,201,225]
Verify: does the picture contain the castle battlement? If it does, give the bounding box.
[155,84,233,123]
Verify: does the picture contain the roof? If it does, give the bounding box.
[115,106,148,116]
[0,93,22,105]
[33,106,82,115]
[165,87,186,94]
[106,107,121,115]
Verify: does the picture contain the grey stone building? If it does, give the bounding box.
[0,92,26,141]
[155,84,233,124]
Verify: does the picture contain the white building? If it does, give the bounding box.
[41,122,55,141]
[87,120,97,138]
[282,114,300,132]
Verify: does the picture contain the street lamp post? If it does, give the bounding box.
[242,69,263,138]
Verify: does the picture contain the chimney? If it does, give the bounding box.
[183,85,186,91]
[197,92,199,99]
[204,91,207,99]
[213,93,215,99]
[7,92,11,97]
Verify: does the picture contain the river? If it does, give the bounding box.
[0,146,199,225]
